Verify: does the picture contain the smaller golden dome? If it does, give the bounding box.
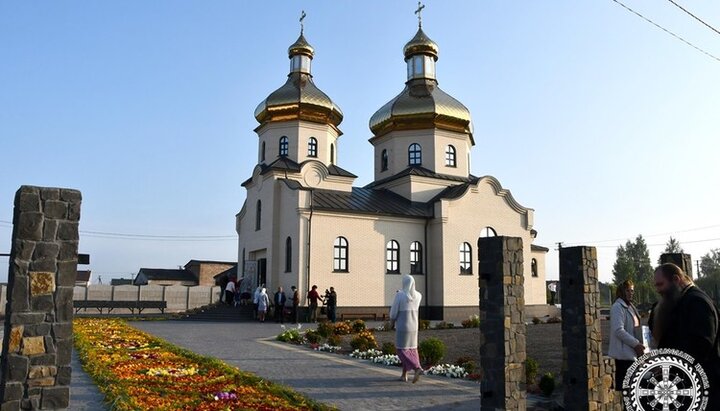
[403,27,438,61]
[288,33,314,58]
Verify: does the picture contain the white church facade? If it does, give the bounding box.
[236,21,549,321]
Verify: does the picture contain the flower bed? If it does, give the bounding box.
[74,318,333,411]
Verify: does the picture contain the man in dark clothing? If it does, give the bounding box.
[652,263,720,407]
[274,287,286,323]
[290,286,300,323]
[307,285,322,322]
[326,287,338,323]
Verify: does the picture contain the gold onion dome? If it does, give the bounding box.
[369,28,473,141]
[254,33,343,130]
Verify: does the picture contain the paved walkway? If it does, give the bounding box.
[132,321,481,411]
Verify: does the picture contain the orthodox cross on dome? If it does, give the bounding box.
[300,10,307,33]
[414,2,425,28]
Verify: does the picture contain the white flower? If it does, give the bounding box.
[426,364,468,379]
[280,324,286,330]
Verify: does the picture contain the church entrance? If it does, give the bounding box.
[257,258,267,287]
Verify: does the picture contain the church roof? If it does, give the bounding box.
[136,268,197,283]
[364,165,479,189]
[531,244,550,252]
[312,187,432,218]
[326,164,358,178]
[242,158,357,187]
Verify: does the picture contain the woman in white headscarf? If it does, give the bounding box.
[257,288,270,323]
[390,275,423,383]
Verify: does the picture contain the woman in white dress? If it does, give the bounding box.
[257,288,270,323]
[390,275,423,383]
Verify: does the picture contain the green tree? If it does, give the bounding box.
[657,237,684,264]
[695,249,720,305]
[613,235,654,304]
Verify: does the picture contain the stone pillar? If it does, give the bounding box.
[0,186,81,410]
[660,253,693,279]
[478,236,526,411]
[559,246,619,411]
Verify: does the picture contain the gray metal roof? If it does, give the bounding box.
[313,187,432,218]
[365,166,478,189]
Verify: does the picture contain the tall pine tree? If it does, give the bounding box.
[612,235,654,304]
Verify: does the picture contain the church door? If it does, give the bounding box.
[257,258,267,287]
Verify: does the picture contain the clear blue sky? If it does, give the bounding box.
[1,1,719,283]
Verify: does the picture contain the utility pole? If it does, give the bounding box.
[556,242,564,250]
[696,260,702,277]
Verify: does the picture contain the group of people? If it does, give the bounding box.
[609,263,720,407]
[306,285,338,323]
[247,284,339,324]
[222,277,252,307]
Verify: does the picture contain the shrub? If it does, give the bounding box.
[461,315,480,328]
[381,342,396,355]
[419,319,431,330]
[304,329,321,344]
[539,372,555,396]
[326,333,342,347]
[434,321,454,330]
[454,356,476,374]
[525,357,539,385]
[333,321,353,336]
[379,320,393,332]
[531,317,542,325]
[418,337,446,366]
[276,329,303,344]
[317,321,334,338]
[350,330,378,351]
[351,319,366,333]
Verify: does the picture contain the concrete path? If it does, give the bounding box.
[132,321,481,411]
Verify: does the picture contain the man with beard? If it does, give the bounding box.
[651,263,720,406]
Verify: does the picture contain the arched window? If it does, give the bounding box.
[386,240,400,274]
[479,227,497,238]
[445,145,456,167]
[408,143,422,166]
[381,149,388,171]
[285,237,292,273]
[330,143,335,164]
[410,241,423,274]
[279,136,289,157]
[260,142,266,162]
[531,258,538,277]
[459,242,472,275]
[333,236,349,272]
[308,137,318,157]
[255,200,262,231]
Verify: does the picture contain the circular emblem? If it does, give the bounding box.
[622,348,711,411]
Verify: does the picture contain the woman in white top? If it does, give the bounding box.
[608,280,644,390]
[390,275,423,383]
[257,288,270,323]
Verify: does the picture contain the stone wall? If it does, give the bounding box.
[0,186,81,410]
[478,236,526,411]
[559,246,621,411]
[660,253,693,279]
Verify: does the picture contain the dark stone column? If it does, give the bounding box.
[1,186,81,410]
[660,253,693,279]
[478,236,526,411]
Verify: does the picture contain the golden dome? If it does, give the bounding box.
[288,33,314,58]
[403,27,438,61]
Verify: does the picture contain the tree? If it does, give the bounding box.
[613,235,654,304]
[657,237,684,264]
[694,249,720,306]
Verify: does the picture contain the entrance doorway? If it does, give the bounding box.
[257,258,267,287]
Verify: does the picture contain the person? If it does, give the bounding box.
[651,263,720,407]
[257,287,270,323]
[240,287,252,306]
[390,275,423,383]
[274,287,287,323]
[253,286,263,319]
[608,280,643,390]
[307,285,323,322]
[326,287,338,323]
[291,286,300,323]
[224,277,236,306]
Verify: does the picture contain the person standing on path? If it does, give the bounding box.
[257,288,270,323]
[291,286,300,323]
[326,287,338,323]
[307,285,323,322]
[608,280,643,390]
[274,287,287,323]
[224,277,236,306]
[390,275,423,383]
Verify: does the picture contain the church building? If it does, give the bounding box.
[236,18,549,321]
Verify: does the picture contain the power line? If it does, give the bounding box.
[665,0,720,36]
[611,0,720,63]
[562,223,720,246]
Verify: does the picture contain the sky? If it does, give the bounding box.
[1,1,719,284]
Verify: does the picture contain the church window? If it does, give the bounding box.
[445,145,456,167]
[410,241,423,274]
[308,137,318,157]
[279,136,289,157]
[480,227,497,238]
[408,143,422,166]
[459,242,472,275]
[333,236,349,272]
[386,240,400,274]
[531,258,538,277]
[261,142,266,162]
[330,144,335,164]
[285,237,292,273]
[255,200,262,231]
[381,149,388,171]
